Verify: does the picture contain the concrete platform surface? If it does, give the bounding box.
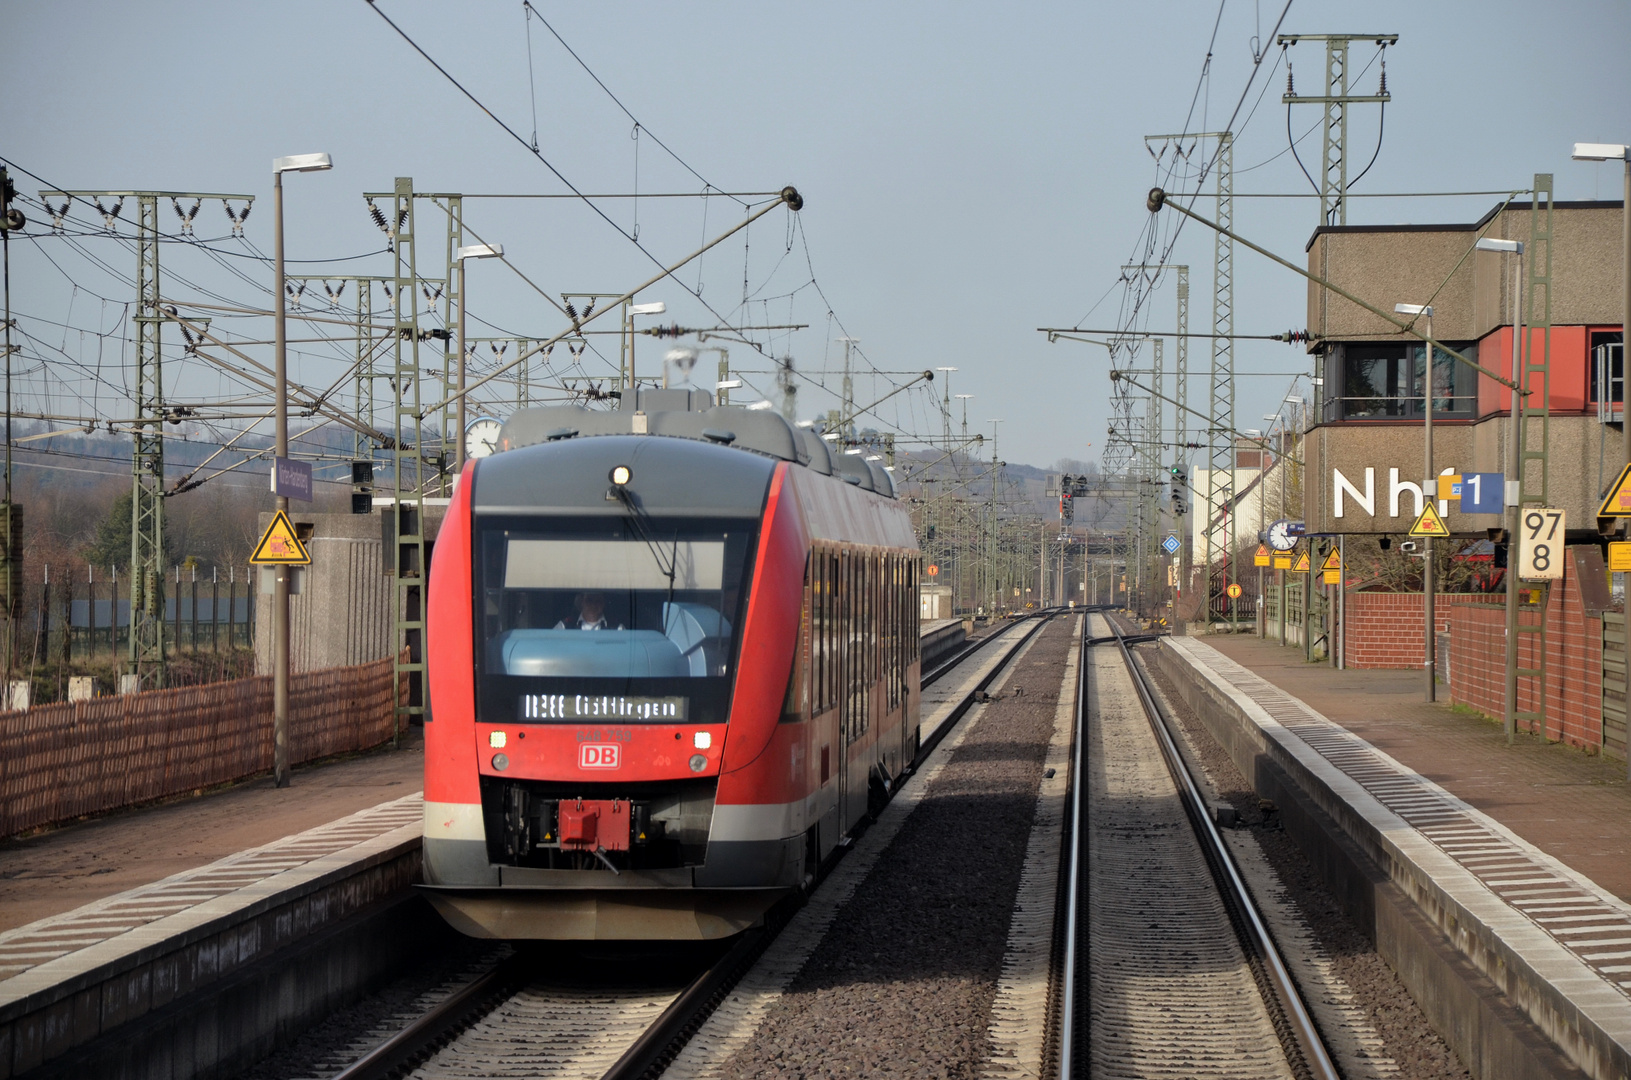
[1204,635,1630,900]
[0,731,423,933]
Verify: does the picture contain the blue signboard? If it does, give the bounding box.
[1459,472,1504,515]
[1162,534,1181,555]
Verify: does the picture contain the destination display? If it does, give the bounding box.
[518,692,688,722]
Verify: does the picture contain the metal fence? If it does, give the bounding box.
[0,654,400,838]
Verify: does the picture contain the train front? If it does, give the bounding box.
[420,432,804,940]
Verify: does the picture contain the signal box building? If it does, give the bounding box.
[1296,195,1626,760]
[1304,197,1624,538]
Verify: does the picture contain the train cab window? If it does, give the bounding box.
[473,516,757,725]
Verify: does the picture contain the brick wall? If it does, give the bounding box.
[1343,592,1499,669]
[1447,547,1605,753]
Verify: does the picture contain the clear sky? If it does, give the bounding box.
[3,0,1629,473]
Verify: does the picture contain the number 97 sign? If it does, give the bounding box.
[1518,508,1565,581]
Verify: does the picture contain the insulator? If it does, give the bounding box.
[46,199,69,231]
[565,301,579,323]
[367,199,388,233]
[395,208,408,231]
[1286,61,1295,96]
[581,300,596,320]
[1378,59,1387,95]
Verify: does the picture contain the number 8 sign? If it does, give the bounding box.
[1518,508,1565,581]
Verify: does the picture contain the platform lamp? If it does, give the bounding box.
[1395,302,1436,702]
[271,152,331,789]
[1475,237,1525,743]
[454,243,503,473]
[1572,142,1629,776]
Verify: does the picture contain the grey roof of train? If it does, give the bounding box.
[493,387,897,499]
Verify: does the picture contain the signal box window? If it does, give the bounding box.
[1333,342,1477,420]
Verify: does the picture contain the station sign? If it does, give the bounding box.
[270,456,313,502]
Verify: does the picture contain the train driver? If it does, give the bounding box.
[554,591,624,631]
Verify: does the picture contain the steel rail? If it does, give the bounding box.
[1106,618,1340,1080]
[1055,618,1089,1079]
[328,613,1053,1080]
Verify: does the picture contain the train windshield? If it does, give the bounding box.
[473,516,758,725]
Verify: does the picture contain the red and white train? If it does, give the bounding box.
[421,388,921,939]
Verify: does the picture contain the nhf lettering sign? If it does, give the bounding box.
[1328,466,1505,532]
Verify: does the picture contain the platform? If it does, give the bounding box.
[1156,633,1631,1080]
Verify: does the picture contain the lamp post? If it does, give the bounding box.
[1476,237,1524,742]
[1573,142,1630,774]
[626,301,666,390]
[454,243,503,473]
[1396,303,1436,701]
[271,152,331,788]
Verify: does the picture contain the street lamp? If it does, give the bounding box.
[1395,302,1436,701]
[1572,141,1629,777]
[627,301,666,390]
[1475,236,1525,742]
[454,243,503,472]
[271,151,331,789]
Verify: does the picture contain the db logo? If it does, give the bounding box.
[579,743,621,769]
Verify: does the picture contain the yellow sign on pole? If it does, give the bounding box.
[1323,569,1341,584]
[1609,542,1631,573]
[1408,502,1450,538]
[1436,474,1463,501]
[1253,544,1271,567]
[1291,552,1310,573]
[249,510,311,565]
[1597,462,1631,519]
[1320,549,1342,572]
[1226,583,1243,599]
[1271,552,1292,570]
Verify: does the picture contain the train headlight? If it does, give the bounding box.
[688,754,707,772]
[489,731,507,748]
[492,753,510,771]
[609,464,632,486]
[693,731,711,750]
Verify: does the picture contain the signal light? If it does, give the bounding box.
[610,465,632,486]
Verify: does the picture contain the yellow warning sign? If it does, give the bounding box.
[1291,552,1311,573]
[1598,463,1631,519]
[1320,548,1342,572]
[1323,569,1341,585]
[1408,502,1450,538]
[1253,544,1271,567]
[1226,583,1243,599]
[1271,551,1292,570]
[250,509,311,565]
[1610,542,1631,573]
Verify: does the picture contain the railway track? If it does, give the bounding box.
[1055,612,1339,1079]
[325,614,1053,1080]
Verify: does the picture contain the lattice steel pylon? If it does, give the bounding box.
[1279,34,1397,227]
[1207,134,1236,624]
[1514,174,1555,735]
[42,187,253,687]
[389,177,426,730]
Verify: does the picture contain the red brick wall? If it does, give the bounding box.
[1447,547,1604,752]
[1343,592,1497,669]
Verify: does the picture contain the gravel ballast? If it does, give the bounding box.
[715,618,1078,1080]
